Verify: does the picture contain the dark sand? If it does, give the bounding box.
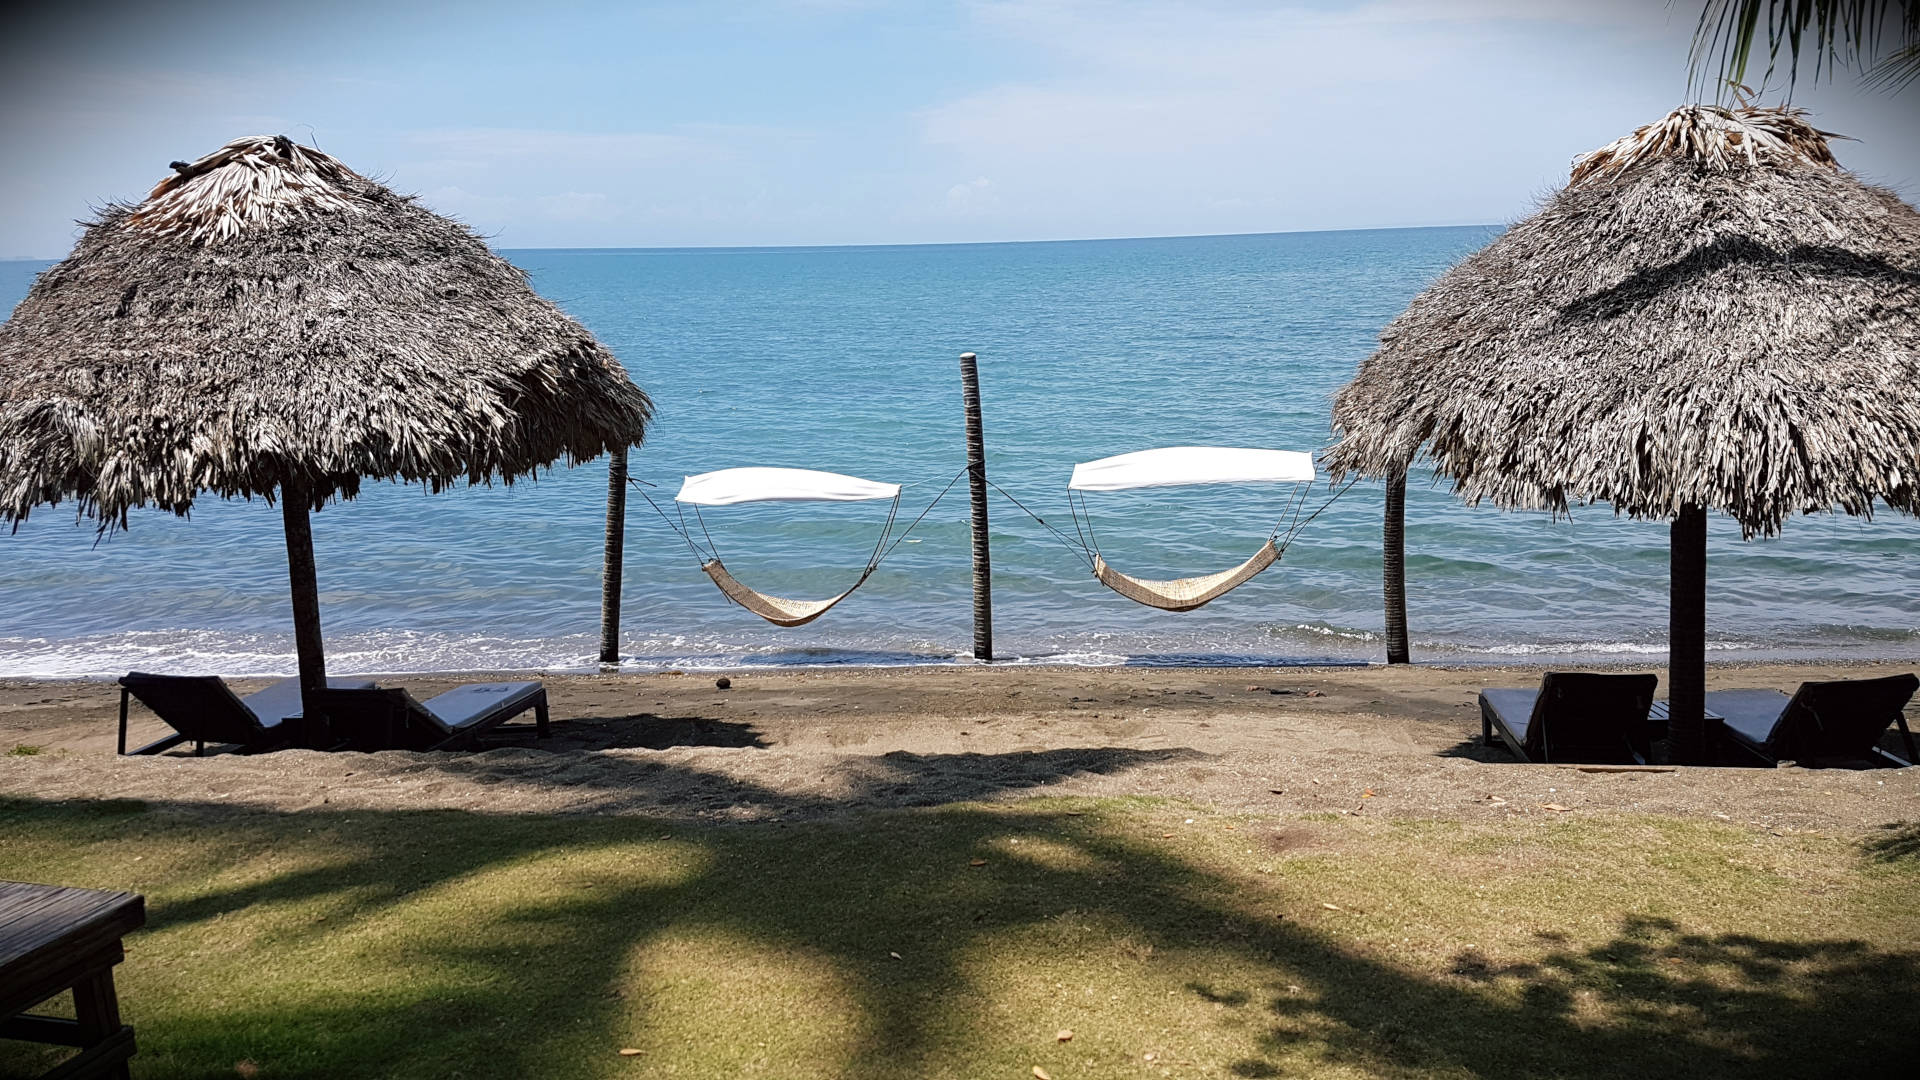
[3,662,1917,829]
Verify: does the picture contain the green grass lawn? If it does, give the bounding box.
[2,795,1915,1079]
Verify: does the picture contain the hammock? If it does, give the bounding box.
[1067,447,1313,611]
[701,559,873,628]
[1092,540,1279,612]
[643,465,964,628]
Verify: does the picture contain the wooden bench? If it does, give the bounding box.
[1,882,145,1079]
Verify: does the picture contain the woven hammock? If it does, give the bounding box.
[1091,540,1279,612]
[702,559,873,628]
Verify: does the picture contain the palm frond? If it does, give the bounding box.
[1689,0,1920,99]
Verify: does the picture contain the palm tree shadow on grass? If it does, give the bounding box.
[1863,821,1920,863]
[2,795,1915,1080]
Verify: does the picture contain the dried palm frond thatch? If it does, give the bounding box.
[1325,105,1920,539]
[0,134,652,527]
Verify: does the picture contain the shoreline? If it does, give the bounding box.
[5,651,1919,684]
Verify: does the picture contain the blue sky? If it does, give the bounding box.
[2,0,1915,257]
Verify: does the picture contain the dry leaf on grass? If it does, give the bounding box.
[1056,1029,1074,1042]
[969,858,987,867]
[617,1048,642,1057]
[235,1062,260,1079]
[1539,803,1572,812]
[1362,788,1376,798]
[889,951,902,960]
[1033,1067,1054,1080]
[1322,902,1341,910]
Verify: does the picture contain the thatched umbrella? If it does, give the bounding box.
[0,135,652,708]
[1325,106,1920,763]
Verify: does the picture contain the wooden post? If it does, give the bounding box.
[1383,465,1411,665]
[599,446,629,667]
[1668,504,1709,764]
[280,474,328,714]
[960,352,993,661]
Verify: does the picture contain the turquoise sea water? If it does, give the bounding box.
[2,227,1917,676]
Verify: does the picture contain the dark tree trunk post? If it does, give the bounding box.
[1669,504,1709,764]
[280,474,328,714]
[599,446,629,668]
[960,352,993,661]
[1383,465,1411,665]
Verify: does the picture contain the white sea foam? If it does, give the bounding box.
[6,625,1918,679]
[1455,639,1755,657]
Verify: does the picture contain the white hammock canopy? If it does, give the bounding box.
[1069,447,1315,492]
[676,467,901,506]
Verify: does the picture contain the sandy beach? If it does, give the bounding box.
[5,661,1916,829]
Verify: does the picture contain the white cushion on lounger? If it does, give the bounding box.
[1700,689,1792,749]
[1479,688,1539,742]
[240,675,379,728]
[419,681,544,733]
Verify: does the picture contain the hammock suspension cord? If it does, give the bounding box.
[984,478,1095,573]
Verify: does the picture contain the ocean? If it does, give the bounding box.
[3,227,1916,676]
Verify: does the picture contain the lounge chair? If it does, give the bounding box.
[308,681,549,751]
[1479,672,1659,764]
[1704,674,1919,767]
[118,672,378,756]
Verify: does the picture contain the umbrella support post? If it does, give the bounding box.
[960,352,993,661]
[280,476,328,714]
[599,447,628,669]
[1383,466,1410,664]
[1669,505,1708,765]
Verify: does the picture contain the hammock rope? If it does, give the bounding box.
[985,478,1096,573]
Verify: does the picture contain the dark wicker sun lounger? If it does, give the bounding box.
[1479,672,1659,764]
[309,681,549,751]
[1704,674,1919,767]
[118,672,377,755]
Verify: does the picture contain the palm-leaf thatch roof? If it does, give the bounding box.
[0,134,652,526]
[1324,106,1920,538]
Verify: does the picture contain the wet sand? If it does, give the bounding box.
[3,662,1917,829]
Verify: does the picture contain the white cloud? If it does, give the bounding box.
[945,176,996,213]
[903,0,1824,238]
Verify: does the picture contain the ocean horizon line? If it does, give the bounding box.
[499,222,1501,257]
[0,221,1503,264]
